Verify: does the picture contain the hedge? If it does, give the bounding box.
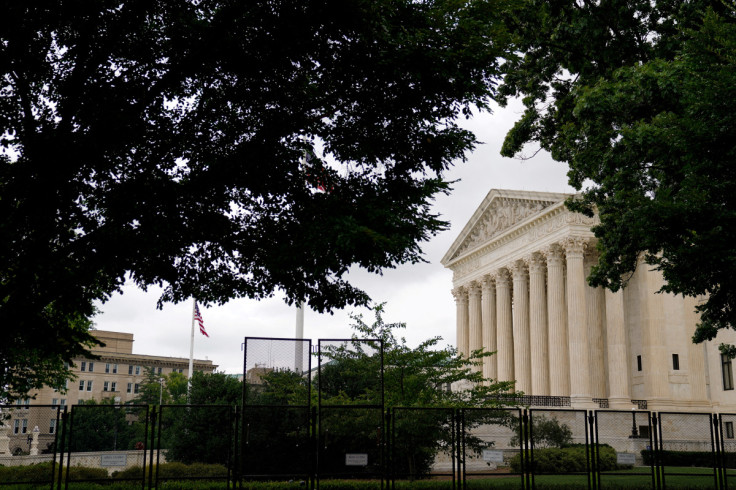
[509,444,624,473]
[641,449,733,468]
[0,462,107,483]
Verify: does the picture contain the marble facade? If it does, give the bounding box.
[442,189,736,412]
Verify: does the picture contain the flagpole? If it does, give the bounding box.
[295,302,304,373]
[188,299,196,396]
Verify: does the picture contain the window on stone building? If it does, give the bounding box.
[637,355,642,372]
[86,380,93,391]
[135,365,140,375]
[80,361,86,372]
[88,362,94,372]
[60,399,66,406]
[111,382,117,392]
[49,419,56,434]
[672,353,680,370]
[727,422,735,439]
[128,365,133,375]
[79,380,84,391]
[722,354,734,391]
[112,364,118,374]
[103,381,109,391]
[105,363,110,373]
[134,383,140,394]
[52,398,58,406]
[127,383,132,393]
[14,419,28,434]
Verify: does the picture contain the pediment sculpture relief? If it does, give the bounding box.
[454,198,556,257]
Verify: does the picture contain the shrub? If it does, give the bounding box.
[114,462,228,480]
[509,444,621,473]
[641,449,733,468]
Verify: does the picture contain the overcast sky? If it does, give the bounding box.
[93,98,576,374]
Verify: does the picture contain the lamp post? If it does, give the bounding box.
[159,377,165,405]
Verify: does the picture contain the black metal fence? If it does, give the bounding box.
[5,406,736,489]
[2,335,735,489]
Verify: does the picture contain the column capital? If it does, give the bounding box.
[452,287,468,303]
[467,281,482,298]
[562,236,587,258]
[543,243,565,265]
[495,268,511,287]
[481,275,495,292]
[526,252,546,274]
[510,260,528,279]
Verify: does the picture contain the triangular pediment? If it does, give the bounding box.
[441,189,571,265]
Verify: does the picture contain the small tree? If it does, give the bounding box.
[163,372,241,465]
[509,415,573,449]
[302,304,516,478]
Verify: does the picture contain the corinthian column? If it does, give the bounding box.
[511,261,531,394]
[495,269,514,386]
[452,287,469,357]
[564,237,594,408]
[585,255,607,399]
[481,276,497,382]
[468,281,483,371]
[544,244,570,396]
[528,253,550,395]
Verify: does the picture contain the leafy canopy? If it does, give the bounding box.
[0,0,511,400]
[498,1,736,344]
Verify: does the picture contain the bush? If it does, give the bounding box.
[641,449,732,468]
[0,462,55,482]
[114,462,228,480]
[509,444,621,473]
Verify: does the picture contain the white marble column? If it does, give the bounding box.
[481,276,497,382]
[496,269,515,386]
[604,288,635,408]
[511,260,532,393]
[468,281,483,370]
[544,244,570,397]
[585,255,608,399]
[564,237,594,407]
[528,253,550,395]
[453,287,469,357]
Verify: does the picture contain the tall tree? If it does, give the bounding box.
[497,1,736,345]
[0,0,511,400]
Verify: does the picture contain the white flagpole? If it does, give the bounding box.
[295,302,304,373]
[187,299,196,397]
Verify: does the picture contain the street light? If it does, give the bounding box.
[159,377,165,405]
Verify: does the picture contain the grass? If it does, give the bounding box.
[1,466,732,489]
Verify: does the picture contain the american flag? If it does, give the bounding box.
[194,302,209,337]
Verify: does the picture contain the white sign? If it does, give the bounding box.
[345,453,368,466]
[100,453,128,467]
[616,452,637,465]
[482,449,504,463]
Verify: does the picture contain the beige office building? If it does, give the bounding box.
[1,330,216,455]
[442,189,736,412]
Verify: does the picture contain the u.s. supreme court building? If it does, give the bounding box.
[442,189,736,413]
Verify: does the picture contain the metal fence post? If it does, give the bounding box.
[148,406,156,489]
[56,406,67,490]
